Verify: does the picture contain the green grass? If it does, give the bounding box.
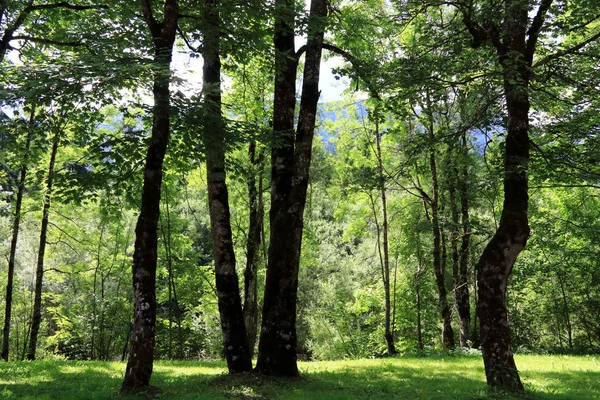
[0,355,598,399]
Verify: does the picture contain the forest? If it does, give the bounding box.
[1,0,599,398]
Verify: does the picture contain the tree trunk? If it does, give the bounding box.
[474,0,549,389]
[203,0,252,373]
[448,136,471,348]
[460,0,554,390]
[243,143,263,359]
[374,118,396,355]
[27,127,60,361]
[120,0,178,393]
[427,128,455,350]
[255,0,327,376]
[25,131,55,360]
[457,133,471,347]
[556,271,573,350]
[2,106,34,361]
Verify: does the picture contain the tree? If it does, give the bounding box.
[202,0,252,373]
[2,104,35,361]
[457,0,556,390]
[26,115,62,360]
[120,0,178,393]
[256,0,328,376]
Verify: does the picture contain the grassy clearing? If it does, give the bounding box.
[0,355,597,399]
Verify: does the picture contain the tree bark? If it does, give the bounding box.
[203,0,252,373]
[456,133,471,347]
[120,0,178,393]
[255,0,327,376]
[243,142,263,359]
[27,127,60,361]
[374,117,396,355]
[426,115,455,350]
[2,106,34,361]
[460,0,554,390]
[448,135,471,348]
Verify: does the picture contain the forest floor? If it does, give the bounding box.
[0,354,598,399]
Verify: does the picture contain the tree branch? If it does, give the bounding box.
[534,29,600,67]
[177,25,200,53]
[11,35,84,47]
[525,0,554,63]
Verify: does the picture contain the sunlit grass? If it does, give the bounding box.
[0,355,597,399]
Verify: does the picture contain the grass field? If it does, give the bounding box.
[0,355,598,399]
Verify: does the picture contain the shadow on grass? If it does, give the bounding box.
[0,361,124,400]
[154,362,490,400]
[0,359,597,400]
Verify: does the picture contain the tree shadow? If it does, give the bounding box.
[0,359,596,399]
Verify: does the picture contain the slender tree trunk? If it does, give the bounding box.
[120,0,178,393]
[91,226,105,360]
[203,0,252,373]
[448,137,471,348]
[374,118,396,355]
[457,133,471,347]
[427,124,455,350]
[256,0,327,376]
[556,271,573,350]
[243,143,263,358]
[27,128,60,360]
[2,106,34,361]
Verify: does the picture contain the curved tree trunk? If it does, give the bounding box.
[255,0,327,376]
[476,9,531,393]
[27,127,60,361]
[120,0,178,393]
[203,0,252,373]
[2,106,34,361]
[459,0,554,390]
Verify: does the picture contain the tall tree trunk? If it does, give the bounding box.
[2,106,34,361]
[448,136,471,348]
[374,117,396,355]
[244,142,263,359]
[461,0,554,390]
[457,133,471,347]
[120,0,178,393]
[255,0,327,376]
[426,122,455,350]
[27,127,60,361]
[203,0,252,373]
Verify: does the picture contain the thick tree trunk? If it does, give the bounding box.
[255,0,326,376]
[460,0,553,391]
[476,82,529,391]
[203,0,252,373]
[474,0,552,390]
[120,0,178,393]
[2,107,34,361]
[243,143,263,358]
[27,128,60,361]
